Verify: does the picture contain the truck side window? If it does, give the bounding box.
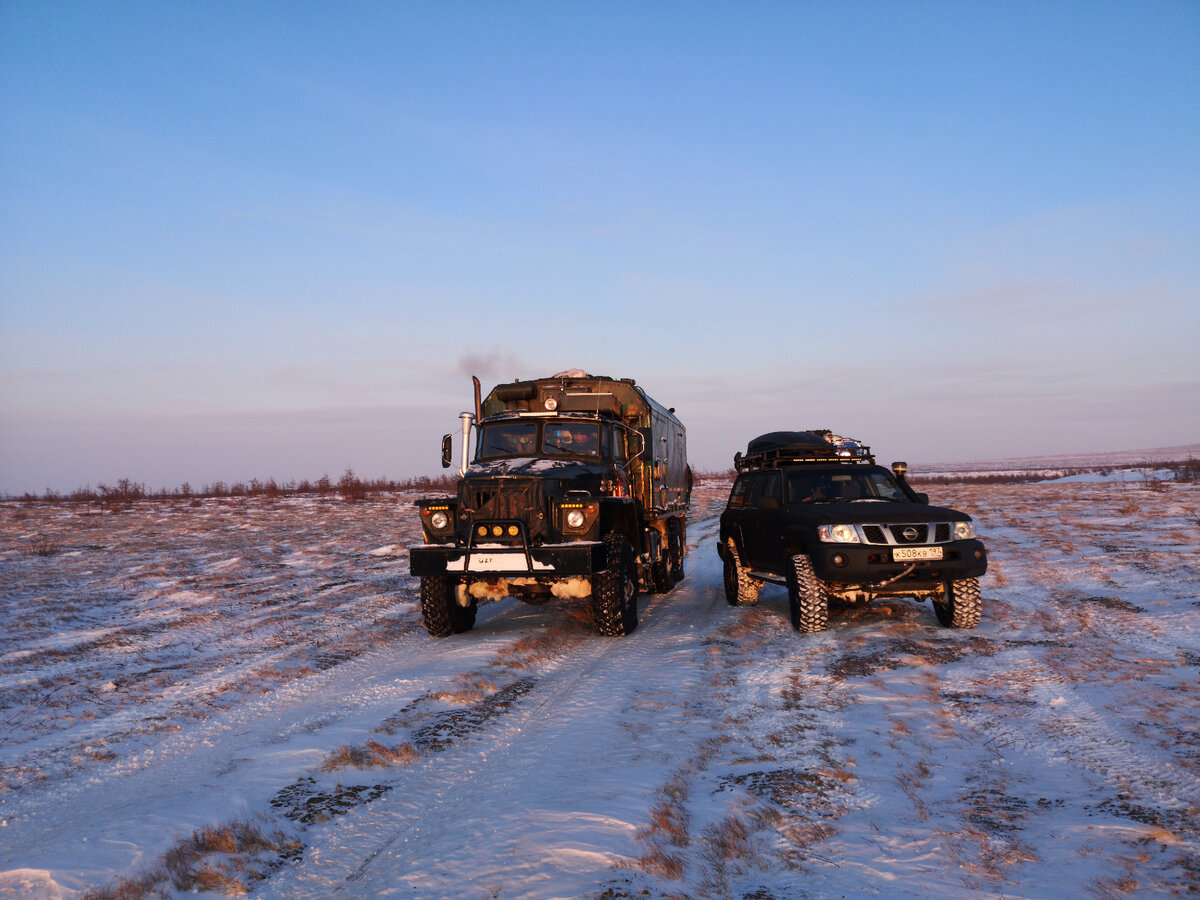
[599,426,611,459]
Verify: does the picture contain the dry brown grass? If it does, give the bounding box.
[431,673,499,704]
[81,819,300,899]
[322,738,420,770]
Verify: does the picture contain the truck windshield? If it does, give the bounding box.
[543,422,601,457]
[787,470,908,504]
[477,421,605,460]
[478,422,539,458]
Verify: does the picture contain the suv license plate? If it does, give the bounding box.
[893,546,943,562]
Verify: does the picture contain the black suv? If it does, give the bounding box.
[718,431,987,632]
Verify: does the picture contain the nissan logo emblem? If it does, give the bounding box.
[902,527,919,542]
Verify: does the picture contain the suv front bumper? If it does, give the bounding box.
[810,538,987,588]
[410,541,605,578]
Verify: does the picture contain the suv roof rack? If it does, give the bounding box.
[734,429,875,472]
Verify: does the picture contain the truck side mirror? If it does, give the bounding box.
[441,434,453,469]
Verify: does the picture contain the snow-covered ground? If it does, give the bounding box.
[2,479,1198,898]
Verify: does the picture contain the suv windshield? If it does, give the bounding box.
[478,421,605,460]
[787,469,908,504]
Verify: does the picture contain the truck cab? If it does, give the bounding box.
[410,372,689,638]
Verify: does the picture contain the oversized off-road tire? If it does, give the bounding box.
[650,558,675,594]
[591,534,639,636]
[668,523,685,583]
[420,576,477,637]
[722,539,761,606]
[649,541,676,594]
[933,577,982,628]
[786,554,829,633]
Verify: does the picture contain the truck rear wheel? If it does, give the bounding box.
[592,535,639,636]
[668,523,685,583]
[933,577,982,628]
[723,539,760,606]
[650,545,675,594]
[420,576,477,637]
[786,554,829,633]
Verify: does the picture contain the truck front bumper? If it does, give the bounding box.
[810,538,988,589]
[410,541,605,578]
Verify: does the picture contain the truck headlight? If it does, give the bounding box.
[566,509,585,529]
[953,521,977,540]
[430,512,449,530]
[818,524,860,543]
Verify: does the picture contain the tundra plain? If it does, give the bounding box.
[1,478,1198,898]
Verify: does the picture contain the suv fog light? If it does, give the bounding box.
[832,553,848,567]
[492,525,503,537]
[508,525,520,537]
[477,526,488,537]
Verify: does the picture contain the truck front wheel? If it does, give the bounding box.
[786,554,829,633]
[420,576,477,637]
[933,577,982,628]
[592,535,639,636]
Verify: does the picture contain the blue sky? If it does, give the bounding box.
[2,1,1198,493]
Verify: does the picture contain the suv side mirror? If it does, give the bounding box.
[441,434,453,469]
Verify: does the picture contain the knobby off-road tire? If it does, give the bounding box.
[786,554,830,633]
[591,534,639,636]
[933,577,982,628]
[668,523,685,583]
[723,539,761,606]
[650,553,675,594]
[420,576,477,637]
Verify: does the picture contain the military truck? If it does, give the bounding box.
[718,430,987,632]
[410,370,690,637]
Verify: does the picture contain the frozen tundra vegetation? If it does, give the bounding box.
[0,475,1198,899]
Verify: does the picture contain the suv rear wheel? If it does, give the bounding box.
[723,539,761,606]
[786,554,829,633]
[933,577,982,628]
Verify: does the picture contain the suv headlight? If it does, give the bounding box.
[566,509,585,529]
[818,524,860,543]
[953,521,977,540]
[430,511,449,530]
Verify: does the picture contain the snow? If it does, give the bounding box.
[1,481,1199,898]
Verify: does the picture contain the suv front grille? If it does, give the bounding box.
[863,525,887,544]
[858,523,950,545]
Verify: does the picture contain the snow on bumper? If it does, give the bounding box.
[410,541,605,578]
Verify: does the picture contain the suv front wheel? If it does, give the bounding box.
[786,554,829,633]
[933,577,982,628]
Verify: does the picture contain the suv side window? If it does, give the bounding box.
[729,474,754,508]
[751,470,782,508]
